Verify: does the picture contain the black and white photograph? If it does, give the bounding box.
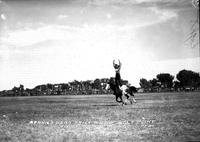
[0,0,199,141]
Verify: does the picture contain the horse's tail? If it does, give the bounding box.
[127,86,137,96]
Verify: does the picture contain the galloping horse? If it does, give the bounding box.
[106,78,137,105]
[121,84,137,104]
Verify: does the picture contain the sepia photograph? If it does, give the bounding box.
[0,0,199,141]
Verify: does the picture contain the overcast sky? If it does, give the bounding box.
[0,0,199,90]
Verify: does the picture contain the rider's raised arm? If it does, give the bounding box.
[113,60,115,67]
[118,60,122,70]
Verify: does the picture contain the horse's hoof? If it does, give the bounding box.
[133,99,136,103]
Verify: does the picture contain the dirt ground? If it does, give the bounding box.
[0,92,200,142]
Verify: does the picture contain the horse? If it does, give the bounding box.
[120,84,137,104]
[105,78,137,105]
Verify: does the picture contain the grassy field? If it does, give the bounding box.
[0,92,200,142]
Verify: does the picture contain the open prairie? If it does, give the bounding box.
[0,92,200,142]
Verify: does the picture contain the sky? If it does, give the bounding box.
[0,0,199,90]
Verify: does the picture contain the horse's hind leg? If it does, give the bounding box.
[130,94,136,103]
[124,94,129,105]
[129,92,136,103]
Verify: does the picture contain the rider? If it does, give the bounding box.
[113,60,137,104]
[113,60,122,89]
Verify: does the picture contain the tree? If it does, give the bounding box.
[156,73,174,88]
[47,84,54,90]
[92,79,101,89]
[176,69,200,88]
[61,83,70,91]
[19,84,24,92]
[69,80,82,93]
[40,85,47,91]
[149,78,160,87]
[149,78,161,91]
[12,86,19,96]
[139,78,151,91]
[173,80,181,91]
[82,80,92,90]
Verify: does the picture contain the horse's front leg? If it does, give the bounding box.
[124,94,129,105]
[119,96,125,105]
[132,96,137,103]
[115,96,122,103]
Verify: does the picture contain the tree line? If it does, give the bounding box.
[0,78,129,96]
[0,69,200,96]
[139,69,200,92]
